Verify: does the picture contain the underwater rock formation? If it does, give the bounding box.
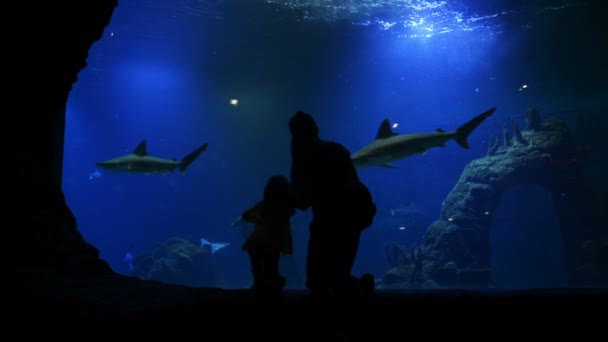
[525,106,542,131]
[380,113,605,289]
[131,237,218,287]
[578,239,608,285]
[385,242,408,269]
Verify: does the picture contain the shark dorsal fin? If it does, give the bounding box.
[376,119,398,140]
[133,140,148,156]
[436,128,446,133]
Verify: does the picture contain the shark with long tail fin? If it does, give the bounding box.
[96,140,208,175]
[351,107,496,169]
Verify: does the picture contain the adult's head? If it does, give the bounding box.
[289,111,319,141]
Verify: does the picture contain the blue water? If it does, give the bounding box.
[63,0,604,289]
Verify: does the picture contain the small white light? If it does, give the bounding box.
[392,123,399,129]
[399,226,406,230]
[110,32,114,37]
[522,84,528,89]
[484,211,490,215]
[448,217,454,222]
[230,99,238,106]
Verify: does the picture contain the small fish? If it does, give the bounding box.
[388,203,422,217]
[89,169,102,180]
[200,238,230,254]
[124,252,135,271]
[231,215,244,227]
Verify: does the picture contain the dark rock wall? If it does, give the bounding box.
[381,116,607,289]
[12,1,118,273]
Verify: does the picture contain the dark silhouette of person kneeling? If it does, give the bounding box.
[241,175,295,296]
[289,111,375,300]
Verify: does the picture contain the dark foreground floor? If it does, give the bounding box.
[9,268,608,339]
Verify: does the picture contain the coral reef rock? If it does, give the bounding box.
[380,116,599,289]
[132,237,218,287]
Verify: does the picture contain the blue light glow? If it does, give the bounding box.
[265,0,586,39]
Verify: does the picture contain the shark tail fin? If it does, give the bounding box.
[179,143,208,174]
[454,107,496,149]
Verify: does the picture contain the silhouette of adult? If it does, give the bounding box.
[289,111,374,298]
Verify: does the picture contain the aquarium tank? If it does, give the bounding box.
[62,0,607,291]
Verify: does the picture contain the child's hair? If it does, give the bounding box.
[262,175,293,217]
[264,175,290,202]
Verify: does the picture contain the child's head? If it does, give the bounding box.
[263,175,290,203]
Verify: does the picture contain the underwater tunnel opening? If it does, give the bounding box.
[489,184,568,288]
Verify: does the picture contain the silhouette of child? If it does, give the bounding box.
[241,175,295,295]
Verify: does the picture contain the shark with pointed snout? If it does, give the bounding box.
[351,107,496,169]
[96,140,208,175]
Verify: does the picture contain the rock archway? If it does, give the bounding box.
[381,110,607,289]
[489,184,566,288]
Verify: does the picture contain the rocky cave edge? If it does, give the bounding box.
[11,0,607,336]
